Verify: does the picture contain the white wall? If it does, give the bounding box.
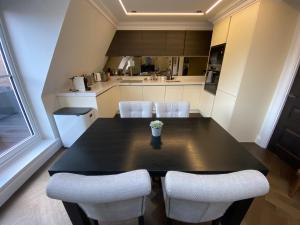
[0,0,71,207]
[0,0,70,139]
[42,0,116,136]
[0,0,115,139]
[228,0,300,142]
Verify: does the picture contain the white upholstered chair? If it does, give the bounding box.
[155,102,190,118]
[162,170,269,225]
[47,170,151,225]
[119,101,153,118]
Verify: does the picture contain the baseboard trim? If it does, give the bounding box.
[0,139,62,206]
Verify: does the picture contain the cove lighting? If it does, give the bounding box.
[206,0,223,14]
[118,0,205,16]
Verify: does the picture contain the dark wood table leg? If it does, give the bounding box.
[138,216,144,225]
[219,198,253,225]
[289,169,300,197]
[63,202,91,225]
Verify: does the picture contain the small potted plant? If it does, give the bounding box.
[150,120,164,137]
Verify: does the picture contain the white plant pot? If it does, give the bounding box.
[151,127,162,137]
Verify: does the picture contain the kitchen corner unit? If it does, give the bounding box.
[56,76,207,118]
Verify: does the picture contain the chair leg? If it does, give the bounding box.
[166,218,173,225]
[138,216,144,225]
[89,219,99,225]
[289,169,300,197]
[212,219,220,225]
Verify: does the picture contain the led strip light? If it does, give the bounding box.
[118,0,223,16]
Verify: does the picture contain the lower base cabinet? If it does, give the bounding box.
[165,86,184,102]
[96,86,119,118]
[120,86,143,101]
[143,86,165,102]
[211,89,236,130]
[58,84,206,118]
[199,88,215,117]
[183,85,202,111]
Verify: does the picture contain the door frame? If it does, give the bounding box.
[256,16,300,148]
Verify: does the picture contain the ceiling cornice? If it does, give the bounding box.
[209,0,258,24]
[117,21,213,30]
[88,0,118,27]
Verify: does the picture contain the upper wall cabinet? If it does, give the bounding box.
[184,31,212,56]
[217,3,259,97]
[106,31,142,56]
[165,31,185,56]
[211,17,231,46]
[140,31,166,56]
[106,30,212,56]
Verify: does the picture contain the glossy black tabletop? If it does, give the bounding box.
[49,118,268,176]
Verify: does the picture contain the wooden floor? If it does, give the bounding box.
[0,113,31,153]
[0,143,300,225]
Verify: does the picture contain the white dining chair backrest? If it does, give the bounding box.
[155,102,190,118]
[47,170,151,223]
[162,170,269,224]
[119,101,153,118]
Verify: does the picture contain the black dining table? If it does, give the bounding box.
[49,118,268,225]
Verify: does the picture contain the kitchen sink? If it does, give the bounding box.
[120,80,143,83]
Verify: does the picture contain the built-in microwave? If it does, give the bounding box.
[204,44,226,95]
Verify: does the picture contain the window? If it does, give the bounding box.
[0,30,36,159]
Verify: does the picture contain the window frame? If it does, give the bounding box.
[0,19,41,164]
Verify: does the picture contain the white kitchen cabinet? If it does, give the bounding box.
[199,88,215,117]
[209,1,298,142]
[182,85,202,111]
[217,3,260,97]
[96,86,119,118]
[120,86,143,101]
[211,90,236,131]
[58,96,97,109]
[142,86,165,102]
[165,86,183,102]
[211,17,231,46]
[58,84,205,119]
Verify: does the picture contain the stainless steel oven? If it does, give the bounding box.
[204,44,226,95]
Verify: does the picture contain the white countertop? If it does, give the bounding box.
[57,76,206,97]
